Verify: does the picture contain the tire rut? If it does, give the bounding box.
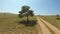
[37,17,52,34]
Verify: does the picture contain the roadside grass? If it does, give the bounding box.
[40,16,60,29]
[0,14,37,34]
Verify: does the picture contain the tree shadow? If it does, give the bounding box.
[18,20,37,26]
[56,18,60,20]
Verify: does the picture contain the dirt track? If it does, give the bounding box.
[37,17,60,34]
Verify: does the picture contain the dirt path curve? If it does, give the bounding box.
[37,17,52,34]
[39,17,60,34]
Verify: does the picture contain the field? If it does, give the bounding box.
[1,13,60,34]
[0,14,37,34]
[40,16,60,29]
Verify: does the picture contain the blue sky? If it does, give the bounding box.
[0,0,60,15]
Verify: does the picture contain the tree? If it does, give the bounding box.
[28,10,34,16]
[18,5,34,22]
[57,14,59,17]
[56,14,60,20]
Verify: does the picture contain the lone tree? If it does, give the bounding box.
[18,5,34,22]
[56,14,60,20]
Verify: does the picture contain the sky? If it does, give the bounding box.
[0,0,60,15]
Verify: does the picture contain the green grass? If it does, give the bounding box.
[40,16,60,29]
[0,14,37,34]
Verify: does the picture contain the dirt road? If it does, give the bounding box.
[37,17,60,34]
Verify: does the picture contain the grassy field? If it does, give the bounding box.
[0,14,37,34]
[40,16,60,29]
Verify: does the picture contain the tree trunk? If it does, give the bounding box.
[27,14,29,22]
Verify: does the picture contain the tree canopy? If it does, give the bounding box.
[18,5,34,18]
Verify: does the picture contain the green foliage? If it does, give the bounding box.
[56,14,60,20]
[18,5,34,22]
[56,14,60,18]
[18,5,34,18]
[28,10,34,16]
[18,14,23,18]
[22,6,30,12]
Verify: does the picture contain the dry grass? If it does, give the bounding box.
[40,16,60,29]
[0,14,37,34]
